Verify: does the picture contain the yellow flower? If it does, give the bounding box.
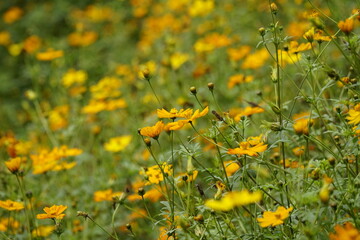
[32,225,55,237]
[241,48,269,69]
[233,106,264,121]
[228,74,254,89]
[36,49,64,61]
[141,163,173,185]
[227,135,267,156]
[188,0,214,17]
[0,31,11,46]
[257,206,293,227]
[104,135,132,152]
[67,31,98,47]
[293,112,314,135]
[140,121,165,139]
[157,108,193,119]
[48,105,69,131]
[338,18,355,35]
[5,157,22,173]
[170,52,189,70]
[36,205,67,220]
[166,107,209,131]
[224,161,240,177]
[227,46,251,61]
[3,7,23,24]
[23,35,41,54]
[93,189,123,202]
[0,217,20,232]
[205,190,262,211]
[62,69,88,88]
[329,222,360,240]
[287,41,312,54]
[0,200,24,211]
[346,104,360,125]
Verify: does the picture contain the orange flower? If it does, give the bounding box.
[0,200,24,211]
[346,104,360,125]
[233,106,264,121]
[140,121,165,139]
[329,222,360,240]
[3,7,23,24]
[338,18,355,35]
[157,108,193,119]
[257,206,293,227]
[293,112,314,135]
[166,107,209,130]
[93,189,123,202]
[36,49,64,61]
[36,205,67,220]
[5,157,22,173]
[227,135,267,156]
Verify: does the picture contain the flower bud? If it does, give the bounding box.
[270,3,278,14]
[259,27,266,36]
[207,82,214,91]
[190,86,197,95]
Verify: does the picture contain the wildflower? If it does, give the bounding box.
[32,225,55,237]
[0,217,20,232]
[292,146,305,156]
[346,104,360,125]
[241,49,269,69]
[227,135,267,156]
[257,206,293,227]
[36,49,64,61]
[0,200,24,211]
[338,18,355,35]
[62,69,88,88]
[48,105,69,131]
[0,31,11,46]
[293,112,314,135]
[141,163,173,185]
[5,157,22,174]
[140,121,165,139]
[166,107,209,130]
[3,7,23,24]
[224,161,240,176]
[93,189,123,202]
[157,108,193,119]
[205,190,262,211]
[90,76,122,100]
[23,35,41,54]
[188,0,215,17]
[36,205,67,220]
[104,135,132,152]
[227,46,251,61]
[228,74,254,89]
[169,52,189,70]
[319,176,332,204]
[329,222,360,240]
[233,106,264,121]
[287,41,312,54]
[67,31,98,47]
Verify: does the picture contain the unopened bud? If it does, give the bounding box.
[144,138,151,147]
[207,82,214,91]
[270,3,278,14]
[259,27,266,36]
[190,86,197,95]
[138,188,145,196]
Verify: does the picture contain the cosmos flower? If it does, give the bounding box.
[36,205,67,220]
[0,200,24,211]
[227,135,267,156]
[257,206,293,227]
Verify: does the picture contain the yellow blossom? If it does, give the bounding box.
[293,112,314,135]
[140,121,165,139]
[346,104,360,125]
[23,35,41,54]
[32,225,55,237]
[329,222,360,240]
[5,157,22,174]
[224,161,240,176]
[157,108,193,119]
[0,217,20,232]
[189,0,214,17]
[205,190,262,211]
[227,135,267,156]
[62,69,88,88]
[228,74,254,89]
[104,135,132,152]
[338,18,355,35]
[141,163,173,185]
[94,189,123,202]
[36,49,64,61]
[233,107,264,121]
[241,49,269,69]
[37,205,67,220]
[227,46,251,61]
[0,31,11,46]
[257,206,293,227]
[170,52,189,70]
[3,7,23,24]
[0,200,24,211]
[67,31,98,47]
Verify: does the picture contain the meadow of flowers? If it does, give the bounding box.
[1,0,360,239]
